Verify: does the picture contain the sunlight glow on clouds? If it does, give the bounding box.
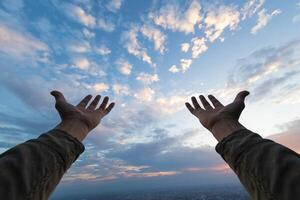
[116,58,132,75]
[204,5,240,42]
[251,9,282,34]
[0,0,299,194]
[149,0,202,34]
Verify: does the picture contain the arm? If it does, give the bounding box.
[185,91,300,200]
[0,91,115,200]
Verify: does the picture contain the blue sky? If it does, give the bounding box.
[0,0,300,198]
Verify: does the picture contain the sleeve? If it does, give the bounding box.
[215,129,300,200]
[0,129,85,200]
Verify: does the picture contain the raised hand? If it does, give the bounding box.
[185,91,249,142]
[51,90,115,141]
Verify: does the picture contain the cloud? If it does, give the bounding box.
[83,28,95,39]
[191,37,208,58]
[121,26,152,65]
[136,73,159,85]
[73,58,90,70]
[181,43,190,52]
[169,65,180,73]
[106,0,123,13]
[69,5,96,27]
[96,45,111,56]
[98,18,115,32]
[251,9,282,34]
[69,41,91,53]
[0,24,48,62]
[215,39,300,103]
[65,3,115,32]
[268,119,300,154]
[112,84,130,96]
[93,83,109,92]
[116,58,132,75]
[155,95,189,114]
[180,59,193,72]
[149,0,202,34]
[204,5,240,42]
[241,0,265,20]
[169,59,193,73]
[134,87,155,102]
[231,40,300,85]
[140,25,166,54]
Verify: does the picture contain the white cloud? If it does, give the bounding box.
[83,28,95,39]
[96,45,111,56]
[106,0,123,12]
[169,65,180,73]
[73,58,90,70]
[149,0,202,34]
[121,26,152,65]
[93,83,109,92]
[181,43,190,52]
[134,87,155,102]
[112,84,130,96]
[116,58,132,75]
[241,0,265,20]
[69,41,91,53]
[140,25,166,54]
[136,73,159,85]
[251,9,282,34]
[98,18,115,32]
[0,24,48,61]
[70,5,96,27]
[156,95,189,114]
[191,37,208,58]
[180,59,192,72]
[204,5,240,42]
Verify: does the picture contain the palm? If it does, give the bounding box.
[186,91,249,131]
[51,91,115,131]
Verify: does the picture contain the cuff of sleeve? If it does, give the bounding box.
[37,129,85,170]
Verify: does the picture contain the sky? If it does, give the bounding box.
[0,0,300,198]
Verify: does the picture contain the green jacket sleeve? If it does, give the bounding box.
[0,129,85,200]
[216,129,300,200]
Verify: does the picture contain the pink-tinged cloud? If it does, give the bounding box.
[123,171,180,178]
[268,131,300,154]
[183,163,231,173]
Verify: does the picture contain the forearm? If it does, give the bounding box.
[0,129,84,200]
[216,129,300,200]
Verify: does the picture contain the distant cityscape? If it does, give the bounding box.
[53,185,250,200]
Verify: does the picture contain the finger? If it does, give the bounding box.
[208,95,224,108]
[98,96,109,110]
[50,90,66,103]
[77,95,92,108]
[191,96,201,109]
[185,102,195,114]
[87,95,101,110]
[199,95,213,110]
[104,102,115,114]
[234,91,250,103]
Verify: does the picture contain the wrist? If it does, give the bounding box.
[55,119,89,141]
[211,119,245,142]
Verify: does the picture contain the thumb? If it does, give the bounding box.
[50,90,66,103]
[234,91,250,103]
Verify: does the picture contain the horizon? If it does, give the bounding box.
[0,0,300,199]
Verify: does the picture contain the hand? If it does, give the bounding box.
[185,91,249,142]
[51,91,115,141]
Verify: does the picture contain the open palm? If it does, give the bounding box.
[51,91,115,132]
[185,91,249,132]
